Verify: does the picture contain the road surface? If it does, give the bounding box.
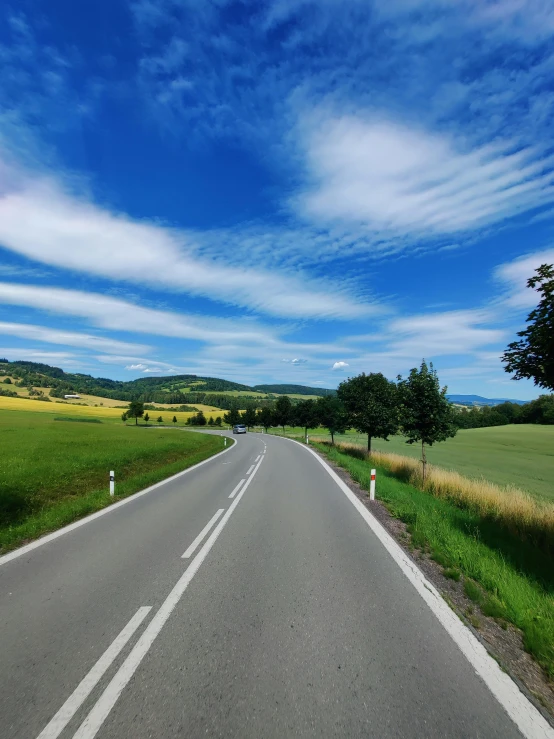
[0,431,547,738]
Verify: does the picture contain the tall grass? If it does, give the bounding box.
[330,443,554,555]
[314,442,554,678]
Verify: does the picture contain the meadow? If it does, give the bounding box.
[0,409,225,552]
[270,425,554,502]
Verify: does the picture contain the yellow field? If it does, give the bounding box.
[0,395,226,423]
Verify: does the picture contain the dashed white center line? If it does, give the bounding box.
[247,465,255,475]
[255,455,261,462]
[182,509,225,559]
[36,607,151,739]
[229,479,246,499]
[71,453,265,739]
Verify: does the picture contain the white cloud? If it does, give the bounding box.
[282,357,308,364]
[494,248,554,308]
[332,361,349,370]
[0,321,149,355]
[387,310,505,357]
[298,114,554,240]
[125,363,148,370]
[0,156,373,320]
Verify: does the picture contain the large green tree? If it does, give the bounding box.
[242,405,257,429]
[337,372,398,452]
[223,407,241,427]
[293,399,319,440]
[316,395,348,445]
[127,400,144,426]
[502,263,554,391]
[397,361,457,481]
[274,395,292,433]
[257,406,274,432]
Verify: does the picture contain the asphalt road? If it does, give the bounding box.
[0,431,543,738]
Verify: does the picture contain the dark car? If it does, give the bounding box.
[232,424,247,434]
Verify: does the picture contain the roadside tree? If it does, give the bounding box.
[121,411,128,423]
[242,405,257,429]
[257,406,274,432]
[144,412,150,424]
[274,395,292,433]
[127,400,144,426]
[293,399,319,441]
[397,361,457,482]
[214,416,222,426]
[172,415,177,424]
[337,373,398,452]
[223,407,241,427]
[502,263,554,392]
[157,416,163,423]
[316,396,349,445]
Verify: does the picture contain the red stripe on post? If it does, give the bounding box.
[371,474,375,480]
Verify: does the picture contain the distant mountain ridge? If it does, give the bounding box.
[447,394,528,406]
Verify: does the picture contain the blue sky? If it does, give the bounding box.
[1,0,554,398]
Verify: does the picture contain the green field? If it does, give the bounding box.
[272,425,554,502]
[0,410,225,552]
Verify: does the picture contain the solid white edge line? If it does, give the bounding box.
[246,464,255,475]
[36,607,151,739]
[277,436,554,739]
[181,509,225,559]
[229,479,246,499]
[72,453,265,739]
[0,440,237,568]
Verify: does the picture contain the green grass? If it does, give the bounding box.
[306,425,554,502]
[0,410,226,553]
[313,442,554,678]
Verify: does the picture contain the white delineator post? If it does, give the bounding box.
[224,437,227,447]
[306,433,309,444]
[110,471,115,497]
[370,469,376,501]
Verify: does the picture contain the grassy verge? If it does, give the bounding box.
[313,441,554,680]
[0,411,226,553]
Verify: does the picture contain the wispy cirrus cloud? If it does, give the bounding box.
[494,247,554,309]
[0,156,373,320]
[297,114,554,243]
[0,321,150,355]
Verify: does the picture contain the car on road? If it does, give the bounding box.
[232,424,247,434]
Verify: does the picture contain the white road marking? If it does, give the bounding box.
[247,465,255,475]
[181,509,224,559]
[229,479,246,499]
[280,436,554,739]
[72,454,265,739]
[0,443,236,568]
[255,455,261,462]
[36,607,151,739]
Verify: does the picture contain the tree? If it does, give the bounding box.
[223,407,241,427]
[257,406,274,432]
[293,399,319,440]
[519,395,554,424]
[195,410,207,426]
[3,377,12,384]
[121,411,128,423]
[208,416,214,426]
[157,416,163,423]
[172,415,177,424]
[397,361,457,482]
[214,416,222,427]
[127,400,144,426]
[144,412,150,424]
[337,373,398,452]
[316,395,348,444]
[502,263,554,391]
[242,405,257,429]
[274,395,292,433]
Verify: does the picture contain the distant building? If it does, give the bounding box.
[64,394,81,399]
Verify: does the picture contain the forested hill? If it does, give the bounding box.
[0,360,334,404]
[253,384,335,397]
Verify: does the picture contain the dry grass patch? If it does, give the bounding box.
[333,443,554,554]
